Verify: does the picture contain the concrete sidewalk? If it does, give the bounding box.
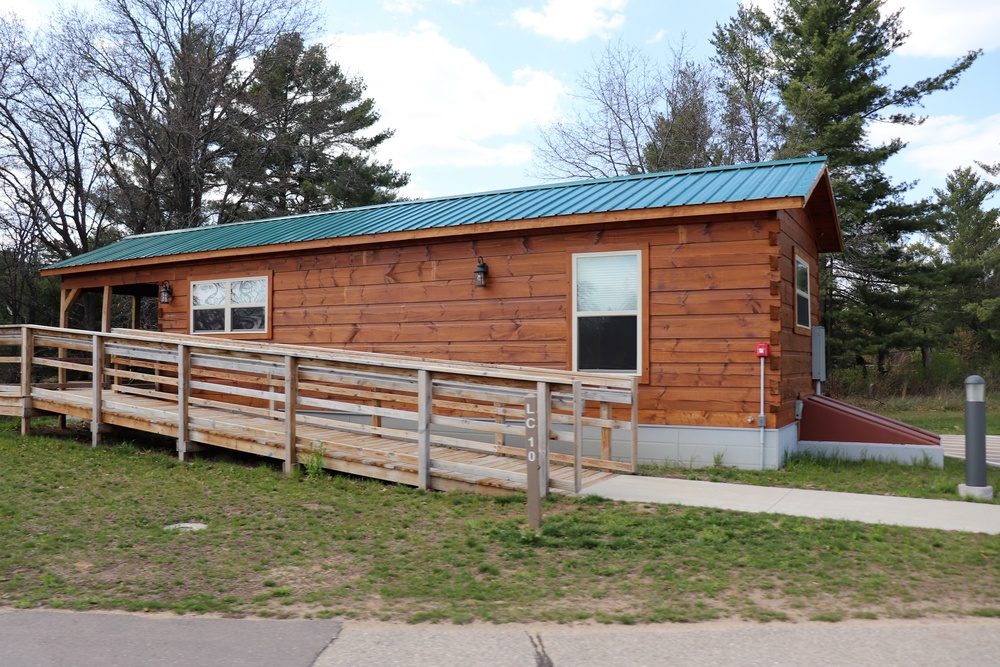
[3,610,1000,666]
[582,475,1000,533]
[316,618,1000,667]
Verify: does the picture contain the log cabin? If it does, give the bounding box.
[41,156,942,469]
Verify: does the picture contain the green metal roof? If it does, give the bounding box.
[46,156,831,271]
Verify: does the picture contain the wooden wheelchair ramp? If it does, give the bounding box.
[2,326,638,495]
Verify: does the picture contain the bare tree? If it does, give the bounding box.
[534,40,666,179]
[533,39,725,180]
[0,14,113,261]
[67,0,317,234]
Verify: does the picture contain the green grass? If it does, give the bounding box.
[843,394,1000,435]
[639,392,1000,500]
[2,420,1000,624]
[640,452,1000,502]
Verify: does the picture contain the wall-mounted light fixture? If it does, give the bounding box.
[473,256,489,288]
[159,280,173,304]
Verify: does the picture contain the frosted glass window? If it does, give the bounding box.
[573,251,641,374]
[231,279,266,304]
[192,282,226,306]
[191,276,268,334]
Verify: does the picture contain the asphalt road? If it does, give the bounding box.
[3,610,1000,666]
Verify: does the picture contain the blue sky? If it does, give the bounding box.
[16,0,1000,202]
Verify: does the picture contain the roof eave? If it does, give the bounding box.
[40,196,810,277]
[803,166,844,253]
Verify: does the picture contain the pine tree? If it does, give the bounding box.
[217,33,408,221]
[711,5,782,164]
[765,0,980,373]
[931,167,1000,353]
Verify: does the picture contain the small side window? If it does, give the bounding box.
[795,256,811,330]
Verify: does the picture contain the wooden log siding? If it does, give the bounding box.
[775,208,822,426]
[53,207,820,431]
[1,325,638,494]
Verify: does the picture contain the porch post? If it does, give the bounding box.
[59,288,79,328]
[101,285,113,333]
[131,295,140,329]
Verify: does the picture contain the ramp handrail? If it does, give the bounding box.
[1,325,639,493]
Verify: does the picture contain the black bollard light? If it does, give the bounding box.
[959,375,992,500]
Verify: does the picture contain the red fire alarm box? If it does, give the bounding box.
[756,342,771,358]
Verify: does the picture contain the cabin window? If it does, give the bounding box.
[572,251,641,373]
[795,256,811,330]
[191,276,268,334]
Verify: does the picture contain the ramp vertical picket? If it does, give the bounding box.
[283,355,298,474]
[536,381,550,496]
[417,369,431,490]
[176,344,191,460]
[20,327,32,436]
[573,381,583,494]
[91,334,104,447]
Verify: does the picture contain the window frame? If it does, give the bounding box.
[189,274,271,338]
[569,247,648,380]
[794,253,812,331]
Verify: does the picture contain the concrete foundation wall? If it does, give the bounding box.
[565,422,797,470]
[317,413,942,472]
[596,424,943,470]
[324,413,791,470]
[797,440,944,468]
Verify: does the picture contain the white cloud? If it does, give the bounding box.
[327,23,565,176]
[380,0,423,14]
[883,0,1000,57]
[868,114,1000,190]
[513,0,627,42]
